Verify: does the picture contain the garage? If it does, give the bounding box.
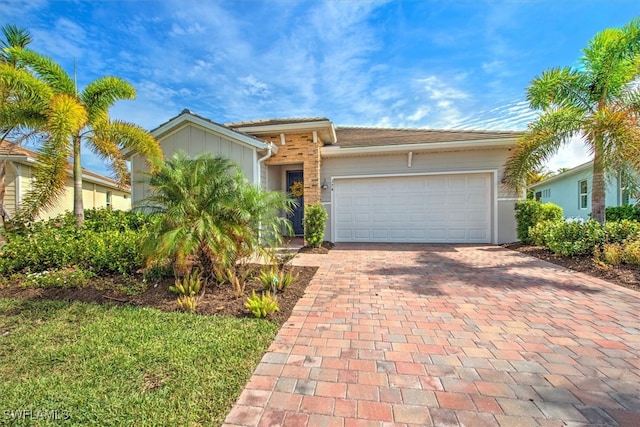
[333,173,493,243]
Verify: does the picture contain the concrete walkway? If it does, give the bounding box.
[224,244,640,426]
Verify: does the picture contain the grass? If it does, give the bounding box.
[0,298,278,426]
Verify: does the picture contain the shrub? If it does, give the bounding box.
[602,220,640,244]
[22,267,95,289]
[139,153,295,280]
[0,223,146,275]
[170,271,203,313]
[596,243,624,265]
[536,219,604,256]
[176,295,197,313]
[245,290,279,318]
[170,271,203,296]
[622,239,640,265]
[259,267,297,293]
[514,200,563,243]
[606,205,640,222]
[304,202,328,248]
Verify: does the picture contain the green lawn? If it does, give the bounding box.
[0,298,278,426]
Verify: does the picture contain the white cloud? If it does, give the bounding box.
[239,75,271,98]
[407,107,431,122]
[419,76,469,101]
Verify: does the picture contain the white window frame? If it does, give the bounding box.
[579,180,588,209]
[106,191,112,208]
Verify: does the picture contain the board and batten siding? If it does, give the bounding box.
[132,123,258,206]
[320,147,519,243]
[3,161,17,215]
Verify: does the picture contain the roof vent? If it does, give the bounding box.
[181,108,192,115]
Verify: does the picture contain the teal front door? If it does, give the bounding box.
[286,170,304,235]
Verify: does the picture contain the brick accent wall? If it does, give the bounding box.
[264,132,321,205]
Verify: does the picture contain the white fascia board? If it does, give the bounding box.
[9,154,126,192]
[235,121,337,143]
[151,114,268,151]
[81,174,128,191]
[2,155,37,164]
[528,160,593,190]
[321,138,516,157]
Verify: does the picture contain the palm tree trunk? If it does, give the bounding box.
[73,134,84,227]
[591,134,606,224]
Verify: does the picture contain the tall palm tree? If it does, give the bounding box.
[6,47,162,226]
[504,18,640,223]
[139,152,295,281]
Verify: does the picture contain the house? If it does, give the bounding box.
[1,141,131,222]
[129,109,522,244]
[529,161,638,219]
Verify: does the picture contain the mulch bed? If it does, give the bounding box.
[502,242,640,293]
[298,241,335,254]
[0,265,318,326]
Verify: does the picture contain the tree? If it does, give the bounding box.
[5,46,162,226]
[139,152,296,288]
[0,24,44,224]
[504,18,640,223]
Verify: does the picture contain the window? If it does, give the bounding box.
[106,191,112,208]
[622,188,630,206]
[543,189,551,198]
[579,180,588,209]
[535,191,542,201]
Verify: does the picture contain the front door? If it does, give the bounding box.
[286,170,304,235]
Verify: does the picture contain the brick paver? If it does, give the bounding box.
[224,244,640,426]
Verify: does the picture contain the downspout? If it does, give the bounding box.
[256,143,274,243]
[257,143,274,190]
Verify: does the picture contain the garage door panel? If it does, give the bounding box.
[334,173,492,243]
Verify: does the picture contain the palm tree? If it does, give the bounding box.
[504,18,640,223]
[139,152,296,286]
[527,167,554,186]
[6,46,162,226]
[0,24,43,223]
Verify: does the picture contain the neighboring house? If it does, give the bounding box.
[128,109,522,244]
[1,141,131,221]
[530,161,639,219]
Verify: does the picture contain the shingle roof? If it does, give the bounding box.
[226,117,331,128]
[334,127,523,147]
[0,139,39,157]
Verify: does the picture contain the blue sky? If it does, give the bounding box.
[3,0,639,176]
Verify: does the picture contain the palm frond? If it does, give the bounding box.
[527,67,593,112]
[81,77,135,124]
[503,106,585,191]
[0,63,53,105]
[1,24,32,66]
[46,93,87,138]
[17,134,70,220]
[7,47,75,95]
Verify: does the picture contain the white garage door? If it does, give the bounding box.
[334,173,492,243]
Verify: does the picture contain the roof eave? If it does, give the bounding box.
[234,120,337,144]
[529,160,594,189]
[152,113,268,150]
[322,138,517,157]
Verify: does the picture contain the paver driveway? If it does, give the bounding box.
[224,244,640,426]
